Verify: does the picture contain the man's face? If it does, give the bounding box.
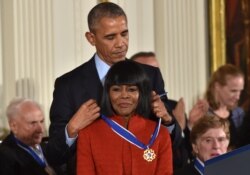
[10,102,45,147]
[192,128,229,162]
[86,16,129,66]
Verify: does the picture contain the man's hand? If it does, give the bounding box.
[67,99,100,138]
[151,91,172,124]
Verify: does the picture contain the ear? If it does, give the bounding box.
[9,120,17,135]
[85,32,96,46]
[192,143,198,154]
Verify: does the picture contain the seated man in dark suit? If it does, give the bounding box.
[0,98,55,175]
[174,115,230,175]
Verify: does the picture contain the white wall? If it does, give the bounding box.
[154,0,208,112]
[0,0,4,130]
[53,0,156,78]
[52,0,97,78]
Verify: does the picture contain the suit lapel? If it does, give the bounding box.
[81,58,103,104]
[2,134,49,174]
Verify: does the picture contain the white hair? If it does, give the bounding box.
[6,97,41,121]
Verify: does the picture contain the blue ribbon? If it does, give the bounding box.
[13,136,46,168]
[194,158,205,175]
[101,114,161,150]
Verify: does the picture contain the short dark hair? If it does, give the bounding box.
[88,2,127,33]
[101,60,152,118]
[130,51,156,61]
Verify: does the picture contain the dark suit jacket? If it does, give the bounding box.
[238,108,250,147]
[47,56,182,174]
[174,162,201,175]
[0,134,49,175]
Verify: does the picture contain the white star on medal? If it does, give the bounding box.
[143,148,156,162]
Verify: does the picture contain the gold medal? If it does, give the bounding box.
[143,148,156,162]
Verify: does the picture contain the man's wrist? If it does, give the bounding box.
[67,123,78,138]
[65,125,77,147]
[162,116,175,126]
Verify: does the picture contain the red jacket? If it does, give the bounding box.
[77,114,173,175]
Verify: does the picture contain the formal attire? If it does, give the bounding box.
[174,158,204,175]
[178,106,245,171]
[167,99,191,170]
[237,108,250,147]
[77,114,173,175]
[0,133,54,175]
[47,55,182,174]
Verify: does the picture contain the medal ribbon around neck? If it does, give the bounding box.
[194,158,205,175]
[13,136,46,168]
[101,114,161,161]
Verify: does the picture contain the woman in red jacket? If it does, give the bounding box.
[77,60,173,175]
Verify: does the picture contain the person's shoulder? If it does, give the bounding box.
[78,118,104,135]
[232,106,244,115]
[0,135,17,158]
[0,143,13,155]
[55,57,95,83]
[0,134,14,147]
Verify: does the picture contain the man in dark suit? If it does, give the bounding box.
[46,2,182,174]
[0,98,55,175]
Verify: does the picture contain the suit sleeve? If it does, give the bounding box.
[151,67,183,149]
[45,77,74,166]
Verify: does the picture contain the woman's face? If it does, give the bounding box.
[192,127,229,162]
[215,75,244,108]
[109,85,139,118]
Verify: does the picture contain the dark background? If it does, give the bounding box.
[225,0,250,109]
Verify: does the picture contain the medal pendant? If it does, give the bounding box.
[143,148,156,162]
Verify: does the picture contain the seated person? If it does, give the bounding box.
[0,98,56,175]
[77,60,173,175]
[174,115,230,175]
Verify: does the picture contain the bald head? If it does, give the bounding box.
[130,51,159,67]
[6,98,45,147]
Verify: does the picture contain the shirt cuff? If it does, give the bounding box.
[166,124,175,133]
[65,125,77,147]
